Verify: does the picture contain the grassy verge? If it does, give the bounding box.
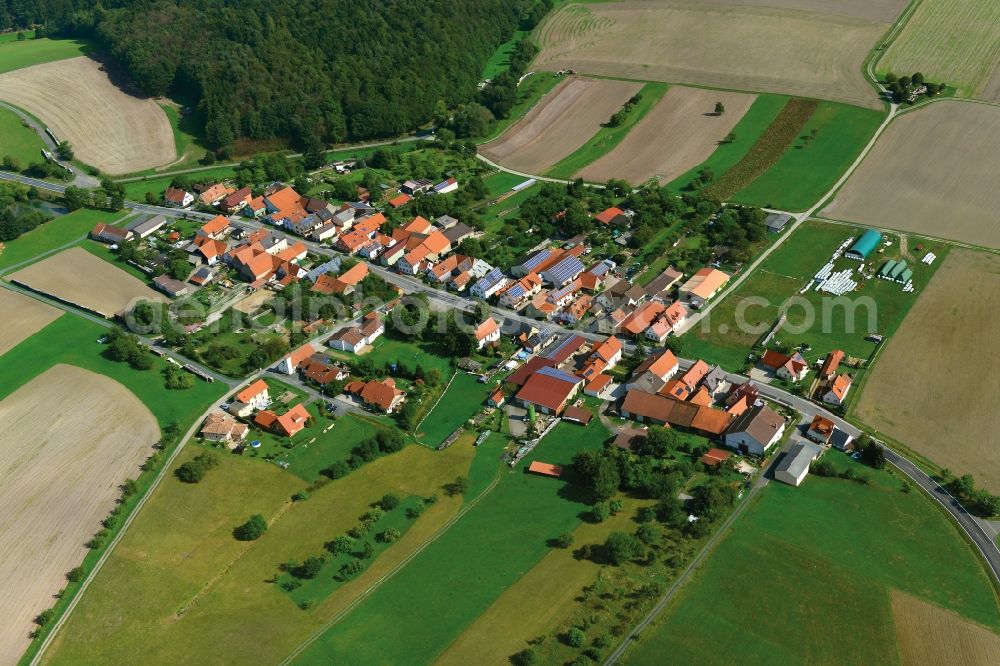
[545,82,669,180]
[121,165,239,201]
[0,208,118,274]
[0,105,46,165]
[702,98,818,201]
[0,37,95,74]
[623,454,1000,663]
[291,419,611,664]
[730,101,885,211]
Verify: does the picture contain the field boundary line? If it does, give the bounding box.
[278,462,507,665]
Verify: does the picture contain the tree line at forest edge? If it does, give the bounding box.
[2,0,554,152]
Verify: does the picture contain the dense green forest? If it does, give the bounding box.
[1,0,540,149]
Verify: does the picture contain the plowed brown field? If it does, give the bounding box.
[0,365,158,663]
[579,86,756,184]
[0,287,60,355]
[480,76,643,174]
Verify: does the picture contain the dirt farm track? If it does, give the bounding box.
[578,86,756,185]
[0,57,176,175]
[533,1,898,110]
[0,365,159,664]
[855,249,1000,492]
[823,102,1000,249]
[480,76,642,174]
[0,287,60,355]
[9,247,166,318]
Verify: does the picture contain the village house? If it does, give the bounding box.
[401,178,434,195]
[823,373,853,406]
[474,318,501,350]
[300,355,349,385]
[222,187,252,213]
[197,215,232,241]
[761,350,809,382]
[619,389,733,438]
[540,254,586,288]
[498,272,543,308]
[228,379,270,417]
[625,349,679,394]
[806,414,835,445]
[723,404,786,456]
[593,206,629,226]
[327,312,384,354]
[471,267,510,300]
[255,403,311,438]
[643,266,684,302]
[311,262,368,296]
[200,412,249,447]
[276,343,317,375]
[164,186,194,208]
[819,349,845,380]
[345,378,407,413]
[199,183,235,206]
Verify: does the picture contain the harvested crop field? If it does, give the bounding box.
[0,364,158,664]
[0,57,175,174]
[479,76,642,174]
[578,86,755,184]
[878,0,1000,100]
[9,247,166,318]
[855,250,1000,491]
[823,102,1000,249]
[534,1,889,109]
[0,288,60,355]
[892,590,1000,666]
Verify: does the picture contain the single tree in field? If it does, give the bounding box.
[233,514,268,541]
[714,101,725,115]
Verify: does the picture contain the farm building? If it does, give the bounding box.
[562,405,593,425]
[774,442,822,487]
[125,215,167,239]
[845,229,883,260]
[765,213,792,233]
[594,206,629,226]
[723,405,785,456]
[516,366,583,415]
[153,275,190,298]
[90,223,131,245]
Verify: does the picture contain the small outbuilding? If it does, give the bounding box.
[774,442,822,487]
[527,461,563,478]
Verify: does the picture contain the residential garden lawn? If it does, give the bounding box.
[545,81,669,180]
[665,94,788,194]
[44,440,477,665]
[0,314,224,430]
[730,101,885,211]
[249,410,387,483]
[0,207,113,274]
[277,495,425,606]
[465,431,507,500]
[356,335,455,379]
[191,329,287,377]
[0,37,94,74]
[415,372,490,447]
[682,221,950,371]
[0,104,45,165]
[479,183,539,234]
[121,164,238,201]
[479,72,562,143]
[621,453,1000,664]
[291,418,611,665]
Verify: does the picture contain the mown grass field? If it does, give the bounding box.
[878,0,1000,100]
[665,94,788,194]
[44,441,477,665]
[0,207,112,274]
[416,372,490,447]
[0,314,224,430]
[622,454,1000,664]
[731,101,885,211]
[702,98,818,200]
[683,221,950,370]
[0,104,45,165]
[291,419,610,664]
[545,81,669,180]
[0,37,94,74]
[358,335,456,379]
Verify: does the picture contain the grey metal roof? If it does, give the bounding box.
[776,442,821,478]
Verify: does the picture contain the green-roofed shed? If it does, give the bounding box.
[899,268,913,284]
[846,229,883,260]
[879,259,896,277]
[889,259,908,279]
